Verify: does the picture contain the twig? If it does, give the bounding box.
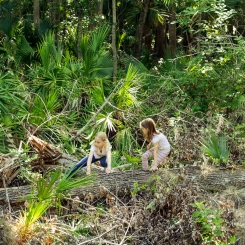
[0,157,18,173]
[70,79,125,141]
[78,224,119,245]
[65,197,130,225]
[2,174,11,213]
[119,209,135,245]
[101,186,126,206]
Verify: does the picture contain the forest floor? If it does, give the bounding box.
[1,166,245,245]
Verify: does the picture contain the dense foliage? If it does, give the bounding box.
[0,0,245,244]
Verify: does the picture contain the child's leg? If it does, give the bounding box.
[97,156,107,168]
[151,151,169,168]
[68,155,97,177]
[142,149,154,170]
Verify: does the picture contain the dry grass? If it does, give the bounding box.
[200,164,216,178]
[222,186,245,208]
[234,205,245,245]
[0,218,17,245]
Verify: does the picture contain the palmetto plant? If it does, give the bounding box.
[16,200,50,240]
[114,63,142,110]
[0,71,28,152]
[17,169,95,240]
[79,23,113,78]
[200,131,230,164]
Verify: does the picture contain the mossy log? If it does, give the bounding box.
[1,166,245,205]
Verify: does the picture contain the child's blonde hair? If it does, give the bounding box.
[95,131,108,141]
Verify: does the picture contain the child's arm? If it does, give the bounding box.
[150,142,159,171]
[147,142,152,150]
[86,150,94,175]
[106,149,112,174]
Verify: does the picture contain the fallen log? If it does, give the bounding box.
[0,135,79,188]
[0,169,151,204]
[28,135,78,167]
[1,166,245,205]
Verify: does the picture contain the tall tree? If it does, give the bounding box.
[33,0,40,27]
[168,2,176,55]
[75,0,83,59]
[134,0,152,59]
[112,0,117,81]
[154,21,167,58]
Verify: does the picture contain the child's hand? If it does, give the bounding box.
[86,169,91,175]
[106,168,111,174]
[150,165,158,172]
[147,143,152,150]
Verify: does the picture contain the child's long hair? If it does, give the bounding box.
[140,118,159,142]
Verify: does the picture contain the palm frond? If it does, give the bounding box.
[0,16,18,38]
[36,170,61,202]
[114,127,139,152]
[114,64,142,109]
[94,112,120,132]
[79,24,112,78]
[122,55,148,73]
[16,35,34,62]
[200,131,230,164]
[20,201,50,228]
[37,32,63,70]
[148,8,164,27]
[90,24,110,52]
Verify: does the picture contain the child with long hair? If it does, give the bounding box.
[140,118,170,172]
[68,132,111,176]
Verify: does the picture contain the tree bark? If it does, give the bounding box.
[33,0,40,27]
[168,2,176,56]
[112,0,117,82]
[98,0,103,15]
[76,0,82,59]
[134,0,151,59]
[144,24,152,54]
[61,0,67,45]
[154,21,167,58]
[2,166,245,204]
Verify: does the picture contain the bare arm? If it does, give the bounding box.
[106,150,112,174]
[86,150,94,175]
[147,142,152,150]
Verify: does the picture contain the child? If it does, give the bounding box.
[140,118,170,172]
[68,132,112,176]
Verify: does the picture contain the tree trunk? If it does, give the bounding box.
[154,21,167,58]
[112,0,117,82]
[61,0,67,45]
[49,0,55,26]
[33,0,40,27]
[2,166,245,204]
[76,0,82,59]
[168,2,176,56]
[0,169,151,204]
[98,0,103,15]
[134,0,151,59]
[144,24,152,54]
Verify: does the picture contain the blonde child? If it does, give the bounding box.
[68,132,111,176]
[140,118,170,172]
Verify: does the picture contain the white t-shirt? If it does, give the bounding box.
[90,139,112,159]
[152,133,170,154]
